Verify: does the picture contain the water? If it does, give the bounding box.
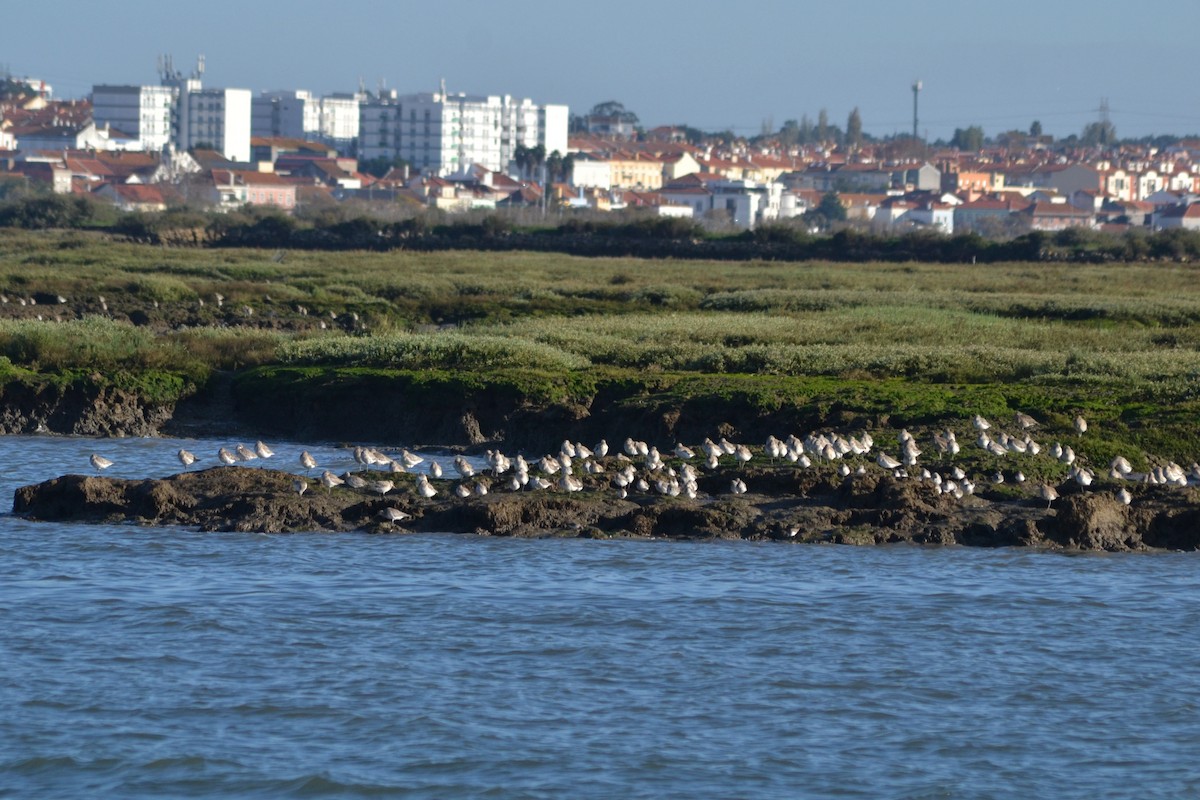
[2,436,1199,798]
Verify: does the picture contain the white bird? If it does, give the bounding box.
[1117,488,1132,506]
[292,478,308,496]
[399,449,424,469]
[674,443,695,460]
[429,461,443,479]
[594,439,609,458]
[455,483,471,498]
[218,447,238,466]
[973,415,991,431]
[877,452,901,470]
[299,450,317,473]
[177,449,197,470]
[235,443,258,463]
[254,440,274,459]
[453,456,475,479]
[415,474,437,498]
[345,473,368,490]
[1074,415,1088,435]
[730,478,748,495]
[734,444,753,467]
[370,480,395,498]
[89,453,114,473]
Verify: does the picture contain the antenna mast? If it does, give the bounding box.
[912,80,922,140]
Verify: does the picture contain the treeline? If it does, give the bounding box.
[5,193,1200,263]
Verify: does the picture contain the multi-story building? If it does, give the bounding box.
[91,84,176,151]
[319,93,361,152]
[251,90,360,154]
[157,56,252,162]
[359,87,568,176]
[251,90,320,141]
[177,88,252,162]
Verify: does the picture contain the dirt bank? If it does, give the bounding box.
[13,465,1200,551]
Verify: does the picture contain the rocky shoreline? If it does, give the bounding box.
[13,464,1200,551]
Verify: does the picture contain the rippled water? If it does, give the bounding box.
[2,435,1200,798]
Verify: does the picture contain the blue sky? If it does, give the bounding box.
[6,0,1199,141]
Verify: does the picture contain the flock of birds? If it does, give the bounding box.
[84,410,1200,525]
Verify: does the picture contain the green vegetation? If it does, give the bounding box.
[1,229,1199,462]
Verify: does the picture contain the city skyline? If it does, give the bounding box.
[5,0,1200,142]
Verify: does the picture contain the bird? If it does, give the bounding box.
[235,443,258,463]
[379,507,410,523]
[415,474,437,498]
[594,439,609,458]
[177,449,197,470]
[320,470,344,492]
[877,452,902,470]
[344,473,368,490]
[371,480,395,498]
[429,461,443,479]
[1014,412,1039,430]
[1038,484,1058,508]
[1074,415,1088,436]
[399,449,423,469]
[1117,488,1132,506]
[973,414,991,431]
[254,440,275,460]
[453,455,475,479]
[89,453,113,473]
[455,483,471,498]
[299,450,317,473]
[292,478,308,496]
[730,478,748,495]
[217,447,238,466]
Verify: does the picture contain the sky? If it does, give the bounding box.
[5,0,1200,142]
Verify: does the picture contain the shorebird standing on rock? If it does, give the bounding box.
[90,453,113,473]
[218,447,238,466]
[1038,484,1059,508]
[254,441,275,460]
[177,449,197,470]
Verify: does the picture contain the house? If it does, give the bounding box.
[953,197,1029,234]
[1152,203,1200,230]
[206,169,296,211]
[96,183,173,212]
[1019,202,1094,231]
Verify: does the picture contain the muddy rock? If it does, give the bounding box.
[12,465,1200,550]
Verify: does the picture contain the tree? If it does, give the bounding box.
[846,107,863,149]
[1030,120,1043,137]
[817,108,830,143]
[950,125,985,152]
[587,100,639,126]
[359,154,411,178]
[799,114,814,145]
[804,191,847,230]
[1082,120,1117,147]
[779,119,800,148]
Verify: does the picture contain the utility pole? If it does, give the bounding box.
[912,80,922,140]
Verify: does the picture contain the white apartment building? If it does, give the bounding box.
[359,88,568,176]
[178,87,252,161]
[251,90,360,153]
[91,84,176,151]
[319,93,361,149]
